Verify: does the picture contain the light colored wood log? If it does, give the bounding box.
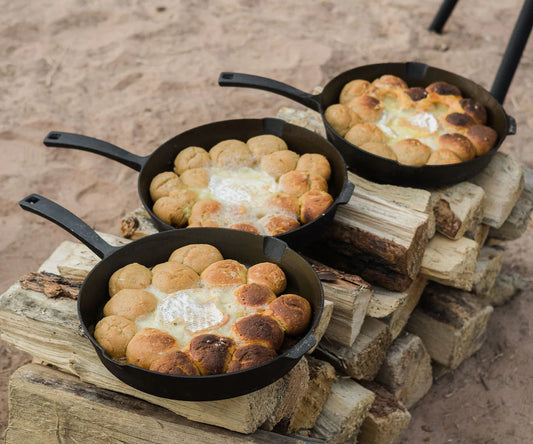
[489,166,533,240]
[472,246,505,297]
[317,318,392,381]
[309,300,334,354]
[431,182,485,240]
[0,283,301,434]
[7,364,307,444]
[470,152,524,229]
[276,106,326,137]
[465,223,490,246]
[483,272,527,306]
[366,287,408,319]
[310,378,375,444]
[375,333,432,409]
[420,234,480,291]
[357,382,411,444]
[121,207,159,239]
[407,283,493,369]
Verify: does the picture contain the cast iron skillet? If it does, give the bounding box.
[19,194,324,401]
[218,62,517,187]
[43,118,354,250]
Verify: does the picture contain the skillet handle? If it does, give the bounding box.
[219,72,321,112]
[19,194,119,259]
[338,181,355,205]
[506,115,517,136]
[283,335,317,360]
[43,131,148,172]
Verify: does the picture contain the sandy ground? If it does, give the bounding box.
[1,0,532,442]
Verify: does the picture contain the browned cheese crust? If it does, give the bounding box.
[227,344,277,373]
[234,283,276,308]
[232,314,284,350]
[405,87,428,101]
[443,112,476,134]
[126,328,178,369]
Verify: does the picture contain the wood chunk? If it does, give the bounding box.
[470,152,524,229]
[431,182,485,240]
[472,246,505,297]
[276,357,337,435]
[375,333,433,409]
[367,287,408,319]
[316,318,392,381]
[465,224,490,246]
[420,234,480,291]
[7,364,305,444]
[276,106,326,137]
[38,240,80,274]
[310,378,375,444]
[357,382,411,444]
[121,207,158,239]
[19,271,81,300]
[407,283,493,369]
[489,166,533,240]
[483,272,528,306]
[309,300,334,354]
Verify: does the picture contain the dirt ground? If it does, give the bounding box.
[1,0,532,442]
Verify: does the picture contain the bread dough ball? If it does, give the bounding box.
[201,259,248,287]
[347,95,383,123]
[247,135,288,160]
[405,87,428,102]
[234,283,276,308]
[260,150,300,179]
[268,294,312,335]
[372,75,408,90]
[360,142,397,160]
[185,334,236,375]
[296,153,331,181]
[459,98,487,124]
[188,220,220,228]
[189,199,222,225]
[232,314,284,350]
[345,123,387,147]
[325,104,360,136]
[151,262,199,293]
[103,289,157,321]
[391,139,432,166]
[279,170,328,197]
[153,196,188,227]
[299,190,334,223]
[149,349,200,375]
[339,79,371,104]
[228,222,260,234]
[426,81,462,97]
[227,344,277,373]
[259,214,300,235]
[426,149,462,165]
[466,125,498,156]
[180,168,209,188]
[126,328,178,369]
[149,172,183,202]
[169,244,223,274]
[247,262,287,295]
[109,263,152,297]
[174,146,211,175]
[210,139,254,169]
[94,315,137,359]
[167,188,198,218]
[442,113,476,134]
[264,193,299,218]
[438,133,476,161]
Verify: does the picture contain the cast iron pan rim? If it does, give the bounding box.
[78,228,324,380]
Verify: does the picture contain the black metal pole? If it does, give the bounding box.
[428,0,459,34]
[491,0,533,104]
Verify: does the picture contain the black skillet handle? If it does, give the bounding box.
[338,181,355,205]
[19,194,119,259]
[283,335,317,360]
[43,131,149,172]
[219,72,322,112]
[506,115,517,136]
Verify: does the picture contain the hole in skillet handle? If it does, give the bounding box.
[24,195,40,204]
[220,73,234,80]
[262,236,287,262]
[46,132,61,141]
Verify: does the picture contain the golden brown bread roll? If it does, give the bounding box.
[426,81,462,97]
[103,289,157,321]
[94,315,137,359]
[247,262,287,295]
[232,314,284,350]
[153,196,188,227]
[259,215,300,236]
[296,153,331,181]
[109,263,152,297]
[260,150,300,179]
[226,344,277,373]
[391,139,432,166]
[299,190,334,223]
[405,87,428,102]
[344,123,387,146]
[188,199,222,225]
[174,147,211,175]
[372,74,408,90]
[185,334,236,375]
[339,79,371,104]
[246,135,288,160]
[149,349,200,375]
[459,98,487,124]
[187,220,220,228]
[264,192,299,218]
[360,142,397,160]
[466,125,498,156]
[426,149,462,165]
[268,294,312,335]
[179,168,210,188]
[169,244,223,274]
[347,95,384,123]
[438,133,476,161]
[210,139,254,169]
[201,259,248,287]
[442,113,476,134]
[126,328,178,369]
[234,283,277,308]
[278,171,328,197]
[167,188,198,218]
[149,172,183,202]
[228,222,260,234]
[324,104,360,136]
[151,262,200,293]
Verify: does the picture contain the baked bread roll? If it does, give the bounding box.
[279,171,328,197]
[260,150,300,179]
[232,314,284,350]
[438,133,476,161]
[459,98,487,124]
[185,334,236,375]
[94,315,137,359]
[247,262,287,295]
[153,196,188,227]
[360,142,397,160]
[259,214,300,235]
[426,81,462,97]
[228,222,260,234]
[345,123,387,146]
[426,149,462,165]
[189,199,222,225]
[265,192,299,218]
[234,283,276,308]
[149,172,183,202]
[180,168,210,188]
[466,125,498,156]
[347,95,383,123]
[372,74,408,90]
[187,220,220,227]
[174,146,211,175]
[103,289,157,321]
[109,263,152,297]
[296,153,331,181]
[126,328,178,369]
[167,188,198,218]
[149,349,200,375]
[246,135,288,160]
[405,87,428,102]
[201,259,248,287]
[151,262,200,293]
[339,79,371,104]
[210,139,254,169]
[169,244,223,274]
[325,104,360,136]
[299,190,334,223]
[227,344,277,373]
[391,139,432,166]
[268,294,312,335]
[442,113,476,134]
